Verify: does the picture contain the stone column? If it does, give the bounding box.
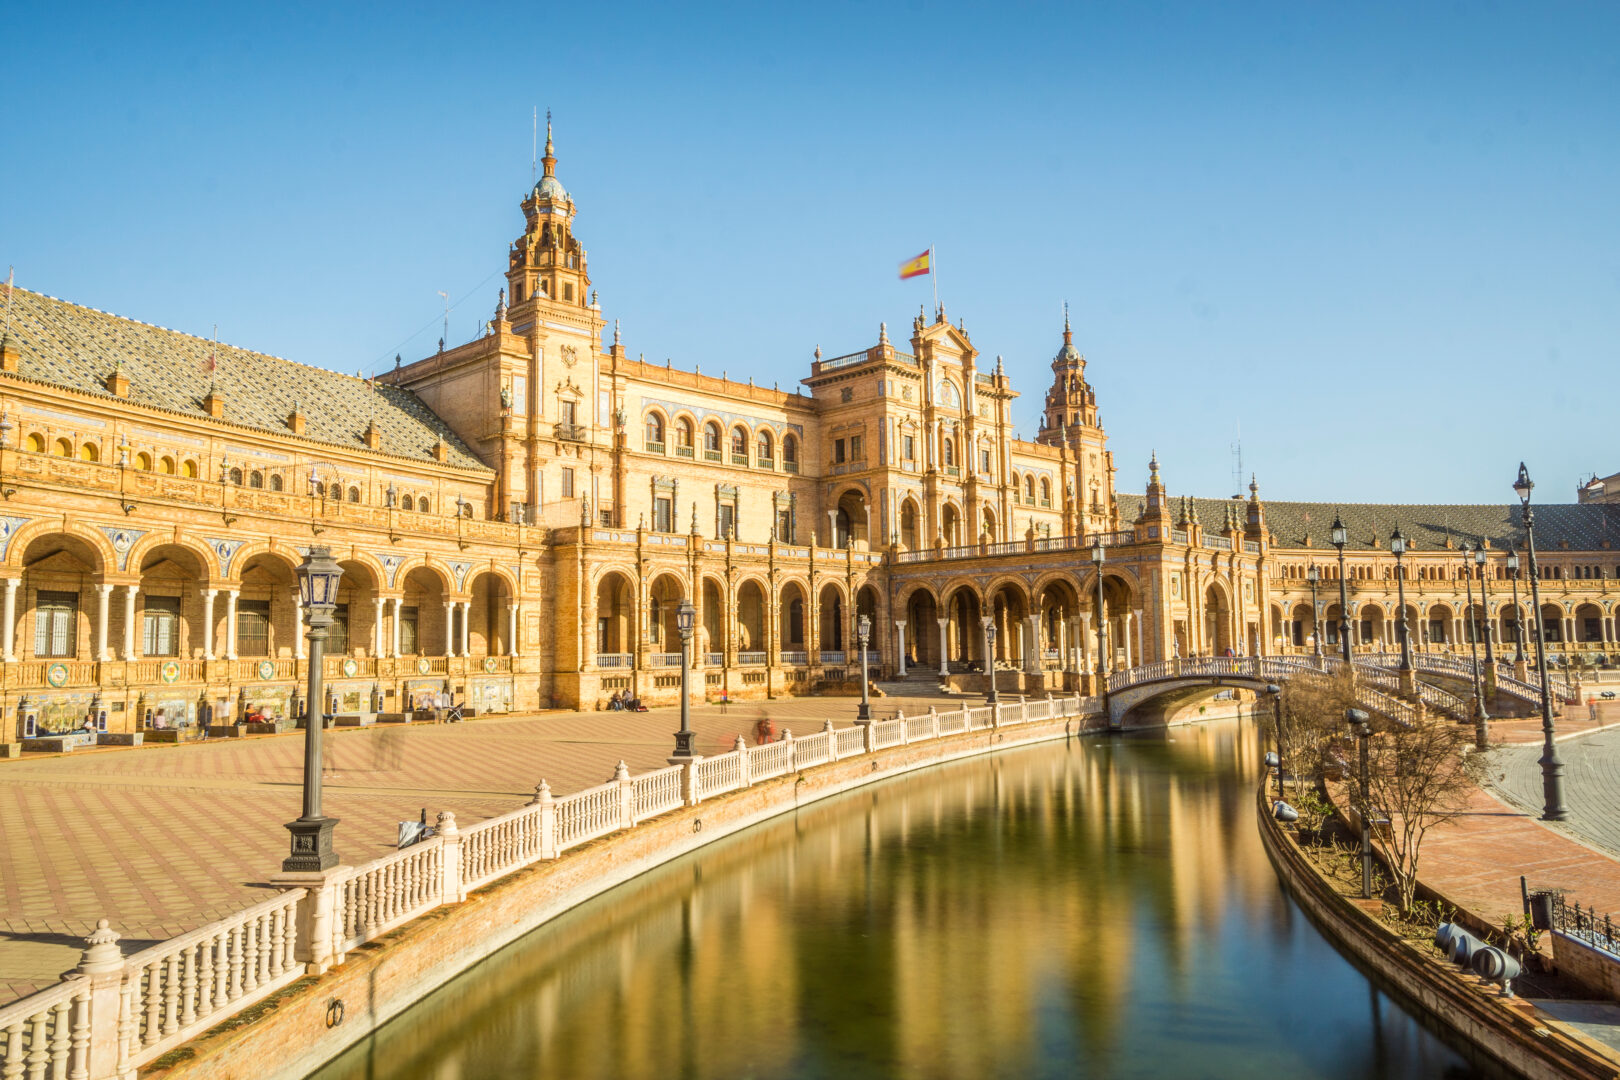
[507,604,519,657]
[224,589,239,660]
[1122,611,1133,668]
[1135,609,1145,667]
[372,597,385,657]
[1023,614,1041,674]
[443,601,457,656]
[201,588,217,660]
[122,584,138,659]
[95,583,113,661]
[937,617,950,678]
[391,597,402,657]
[895,620,907,676]
[294,598,307,660]
[460,600,472,656]
[1,577,17,662]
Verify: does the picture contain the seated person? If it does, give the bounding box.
[80,716,97,732]
[628,695,646,712]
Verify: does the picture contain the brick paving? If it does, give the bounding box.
[1488,727,1620,858]
[0,693,955,1004]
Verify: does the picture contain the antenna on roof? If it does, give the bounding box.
[532,106,538,184]
[1229,422,1243,498]
[437,291,449,351]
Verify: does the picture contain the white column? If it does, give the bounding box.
[1,578,17,663]
[1058,617,1069,672]
[224,589,239,660]
[293,598,306,660]
[391,597,402,657]
[1122,612,1133,668]
[201,588,217,660]
[460,600,472,656]
[372,597,385,657]
[95,583,113,661]
[827,510,838,548]
[1023,614,1041,674]
[1135,609,1144,667]
[122,584,137,659]
[937,617,950,678]
[444,601,457,656]
[507,604,519,657]
[895,620,907,676]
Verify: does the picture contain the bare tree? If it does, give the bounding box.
[1278,670,1356,783]
[1350,717,1488,913]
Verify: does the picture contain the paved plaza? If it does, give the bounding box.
[0,694,946,1003]
[1489,724,1620,859]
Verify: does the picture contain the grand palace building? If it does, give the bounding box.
[2,129,1618,743]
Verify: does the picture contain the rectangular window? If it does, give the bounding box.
[1360,620,1373,644]
[850,435,863,460]
[328,603,350,655]
[834,439,845,464]
[1585,618,1602,642]
[34,590,77,658]
[142,596,180,657]
[237,599,271,657]
[654,496,673,533]
[902,434,915,460]
[560,400,577,426]
[776,509,793,543]
[979,449,991,473]
[561,467,575,499]
[399,606,420,655]
[512,375,528,417]
[718,503,736,540]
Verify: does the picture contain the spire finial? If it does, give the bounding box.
[879,322,889,346]
[1063,301,1073,346]
[541,109,556,177]
[613,319,621,347]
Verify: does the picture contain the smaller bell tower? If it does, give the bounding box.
[506,114,591,314]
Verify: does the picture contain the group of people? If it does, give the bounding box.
[607,689,647,712]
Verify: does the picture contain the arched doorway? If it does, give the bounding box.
[856,584,880,665]
[904,588,940,669]
[701,577,725,663]
[779,582,807,663]
[1203,584,1231,656]
[818,583,844,657]
[736,580,767,659]
[466,570,514,657]
[941,503,962,548]
[834,491,867,549]
[647,574,686,660]
[401,567,450,656]
[944,586,983,670]
[988,582,1030,668]
[899,499,920,551]
[594,571,634,663]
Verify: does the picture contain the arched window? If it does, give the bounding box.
[181,460,198,479]
[942,436,955,467]
[1040,478,1052,505]
[418,497,431,515]
[134,451,151,471]
[24,433,43,453]
[269,473,283,492]
[158,456,175,475]
[51,438,70,457]
[311,481,325,497]
[400,495,413,512]
[730,427,747,458]
[229,467,243,486]
[248,471,264,488]
[329,484,341,501]
[1024,475,1035,501]
[348,486,360,503]
[79,443,98,463]
[704,422,722,455]
[782,434,798,465]
[757,430,773,462]
[645,413,664,449]
[675,417,694,453]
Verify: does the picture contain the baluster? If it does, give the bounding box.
[240,917,259,995]
[282,901,299,975]
[69,987,91,1080]
[226,926,243,1003]
[212,931,229,1012]
[23,1010,48,1080]
[142,962,162,1046]
[178,939,196,1029]
[162,952,181,1036]
[266,909,284,980]
[195,937,213,1020]
[3,1020,23,1080]
[48,1001,70,1079]
[259,912,274,985]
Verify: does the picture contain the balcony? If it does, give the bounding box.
[676,445,694,458]
[645,441,665,455]
[703,449,722,462]
[757,456,773,470]
[783,460,799,474]
[731,453,749,467]
[555,423,587,442]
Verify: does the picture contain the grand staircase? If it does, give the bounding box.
[873,670,969,700]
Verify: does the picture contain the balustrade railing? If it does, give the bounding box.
[647,653,684,668]
[738,651,767,666]
[780,650,808,666]
[596,653,632,669]
[633,765,685,820]
[331,842,443,958]
[819,650,846,665]
[695,752,744,800]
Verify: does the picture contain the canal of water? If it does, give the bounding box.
[311,715,1502,1079]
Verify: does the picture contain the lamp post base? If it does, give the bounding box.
[672,729,696,758]
[856,700,872,721]
[283,816,341,873]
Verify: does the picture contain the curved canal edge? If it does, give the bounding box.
[146,714,1094,1080]
[1255,783,1617,1080]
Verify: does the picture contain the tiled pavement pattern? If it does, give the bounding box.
[0,695,945,1004]
[1489,727,1620,859]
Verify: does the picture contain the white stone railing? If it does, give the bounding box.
[0,693,1099,1079]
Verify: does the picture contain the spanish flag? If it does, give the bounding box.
[899,249,931,280]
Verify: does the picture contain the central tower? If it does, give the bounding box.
[506,116,591,313]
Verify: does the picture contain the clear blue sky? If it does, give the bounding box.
[4,3,1616,505]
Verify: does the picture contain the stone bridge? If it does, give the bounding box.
[1101,655,1425,729]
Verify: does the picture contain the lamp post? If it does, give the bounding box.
[283,545,344,873]
[1507,548,1524,667]
[1461,542,1490,750]
[1391,528,1413,675]
[1267,683,1284,797]
[1091,538,1107,683]
[1306,564,1323,660]
[982,617,999,705]
[1514,463,1567,821]
[1331,514,1353,665]
[1346,707,1373,899]
[857,614,872,721]
[674,601,696,757]
[1475,545,1495,667]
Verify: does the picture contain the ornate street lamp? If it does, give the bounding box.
[981,616,999,705]
[674,600,696,757]
[857,614,873,721]
[1091,538,1107,681]
[1507,547,1524,666]
[284,545,344,873]
[1390,528,1412,674]
[1346,708,1373,899]
[1475,544,1495,666]
[1515,463,1566,820]
[1330,514,1353,665]
[1461,542,1490,750]
[1267,683,1284,797]
[1306,564,1323,660]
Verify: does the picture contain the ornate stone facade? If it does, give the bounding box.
[0,129,1615,743]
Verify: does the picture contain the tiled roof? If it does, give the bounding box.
[0,288,488,472]
[1122,491,1620,554]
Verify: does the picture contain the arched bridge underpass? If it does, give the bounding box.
[1102,656,1423,729]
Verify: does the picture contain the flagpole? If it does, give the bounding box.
[931,243,938,315]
